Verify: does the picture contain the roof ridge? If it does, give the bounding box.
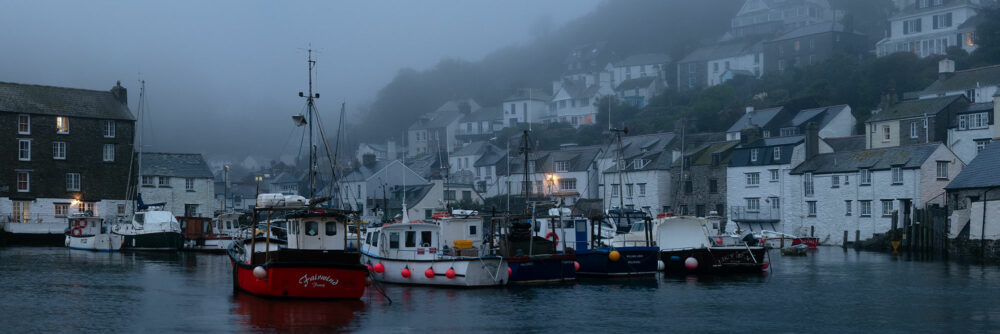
[0,81,116,94]
[823,135,865,139]
[954,63,1000,74]
[142,152,204,156]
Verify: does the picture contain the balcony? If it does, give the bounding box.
[729,206,781,223]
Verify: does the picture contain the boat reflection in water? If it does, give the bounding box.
[233,292,364,331]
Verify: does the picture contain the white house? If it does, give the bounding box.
[730,0,836,37]
[548,78,612,127]
[502,89,552,127]
[448,141,499,185]
[139,153,216,218]
[947,100,997,163]
[496,145,603,206]
[611,53,671,89]
[875,0,981,58]
[726,126,833,232]
[918,60,1000,103]
[407,99,479,157]
[338,159,427,219]
[455,106,501,146]
[599,132,678,214]
[390,179,484,220]
[788,143,963,244]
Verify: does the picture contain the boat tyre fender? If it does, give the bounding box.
[544,232,558,244]
[77,219,88,228]
[71,227,82,237]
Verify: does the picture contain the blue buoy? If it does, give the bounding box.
[670,256,681,262]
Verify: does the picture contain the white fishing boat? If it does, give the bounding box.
[114,208,185,250]
[361,209,508,287]
[65,214,123,252]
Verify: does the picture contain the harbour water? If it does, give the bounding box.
[2,247,1000,333]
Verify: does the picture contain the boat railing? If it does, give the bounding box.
[729,206,781,223]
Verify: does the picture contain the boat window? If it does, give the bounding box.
[203,221,210,233]
[405,231,416,248]
[469,225,477,236]
[226,221,231,229]
[389,232,399,249]
[576,221,587,232]
[373,232,379,247]
[366,232,373,245]
[135,213,145,225]
[632,223,645,232]
[325,222,337,236]
[420,231,432,247]
[305,221,319,236]
[561,219,573,228]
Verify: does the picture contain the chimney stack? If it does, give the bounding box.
[362,153,377,167]
[740,126,762,145]
[745,106,755,113]
[939,59,955,81]
[993,91,1000,139]
[110,81,127,105]
[805,122,819,159]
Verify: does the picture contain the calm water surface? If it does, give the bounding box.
[2,247,999,333]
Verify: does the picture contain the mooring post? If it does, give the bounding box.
[855,230,861,249]
[842,230,848,249]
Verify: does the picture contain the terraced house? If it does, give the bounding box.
[0,81,135,228]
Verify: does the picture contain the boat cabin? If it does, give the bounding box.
[655,217,711,251]
[67,215,107,237]
[365,222,442,260]
[283,212,356,251]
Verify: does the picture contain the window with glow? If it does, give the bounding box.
[56,117,69,134]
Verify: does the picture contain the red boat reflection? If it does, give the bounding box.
[233,292,365,331]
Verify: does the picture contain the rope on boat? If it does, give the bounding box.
[367,270,392,304]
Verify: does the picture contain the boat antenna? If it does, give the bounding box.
[298,48,319,199]
[611,126,628,229]
[519,130,531,215]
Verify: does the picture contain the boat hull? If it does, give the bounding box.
[184,237,235,253]
[121,231,184,251]
[361,253,508,287]
[66,234,123,252]
[660,247,767,275]
[507,254,576,283]
[231,261,368,299]
[576,247,659,276]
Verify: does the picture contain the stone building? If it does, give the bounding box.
[139,153,215,218]
[671,140,739,218]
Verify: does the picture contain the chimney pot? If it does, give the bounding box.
[745,106,755,113]
[939,59,955,80]
[805,122,819,158]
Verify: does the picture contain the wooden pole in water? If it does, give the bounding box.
[842,230,848,249]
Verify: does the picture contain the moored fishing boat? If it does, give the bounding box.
[114,207,185,251]
[182,212,244,253]
[65,214,123,252]
[537,208,659,276]
[493,212,576,283]
[361,210,508,287]
[656,215,768,274]
[228,197,368,299]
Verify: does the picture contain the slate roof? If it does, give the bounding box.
[499,145,602,175]
[681,141,739,166]
[726,107,785,133]
[140,153,214,178]
[781,104,849,130]
[946,141,1000,190]
[504,88,552,102]
[406,154,447,180]
[341,160,395,182]
[824,135,866,152]
[869,95,966,122]
[390,183,435,210]
[791,143,941,175]
[920,64,1000,96]
[614,53,671,67]
[452,141,497,157]
[474,147,507,168]
[0,81,134,120]
[615,77,656,91]
[409,99,479,131]
[459,106,500,123]
[604,132,676,161]
[556,78,602,100]
[679,38,762,63]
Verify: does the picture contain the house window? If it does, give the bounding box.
[709,179,718,193]
[17,115,30,134]
[444,190,456,200]
[936,161,948,179]
[104,120,116,138]
[185,178,195,191]
[746,198,760,212]
[746,172,760,186]
[976,139,992,152]
[55,203,69,217]
[891,167,903,184]
[185,204,199,217]
[845,200,852,216]
[772,147,781,161]
[118,204,126,215]
[17,171,30,192]
[469,225,477,236]
[18,139,30,161]
[56,116,69,134]
[860,200,872,217]
[638,183,646,197]
[711,153,720,167]
[881,200,894,216]
[770,197,780,209]
[684,180,693,194]
[932,13,952,29]
[807,201,817,217]
[903,18,921,35]
[804,173,814,197]
[53,142,66,160]
[66,173,81,191]
[750,149,759,162]
[770,169,779,181]
[159,176,171,187]
[832,175,840,188]
[102,144,115,162]
[612,184,620,197]
[141,176,154,186]
[778,59,786,72]
[527,161,536,173]
[559,179,577,190]
[762,130,771,138]
[969,112,989,129]
[12,201,30,223]
[910,122,918,138]
[882,126,891,142]
[555,161,570,172]
[626,184,634,197]
[860,169,872,185]
[959,114,967,129]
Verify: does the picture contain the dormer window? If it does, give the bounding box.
[773,147,781,161]
[633,159,648,169]
[750,149,759,162]
[555,160,570,172]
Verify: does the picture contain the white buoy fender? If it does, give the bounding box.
[657,260,665,271]
[684,257,698,270]
[253,266,268,280]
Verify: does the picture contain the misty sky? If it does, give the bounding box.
[0,0,600,165]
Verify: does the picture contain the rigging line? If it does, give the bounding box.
[311,100,344,204]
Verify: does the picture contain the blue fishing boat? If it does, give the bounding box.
[536,208,659,277]
[493,213,576,283]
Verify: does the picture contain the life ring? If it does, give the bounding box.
[545,232,559,244]
[76,219,88,228]
[71,227,82,237]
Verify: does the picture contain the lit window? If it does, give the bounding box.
[55,203,69,217]
[66,173,81,191]
[882,125,891,142]
[53,142,66,160]
[12,201,30,223]
[56,116,69,134]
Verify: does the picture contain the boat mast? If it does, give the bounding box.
[612,127,628,228]
[298,48,319,199]
[520,130,531,215]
